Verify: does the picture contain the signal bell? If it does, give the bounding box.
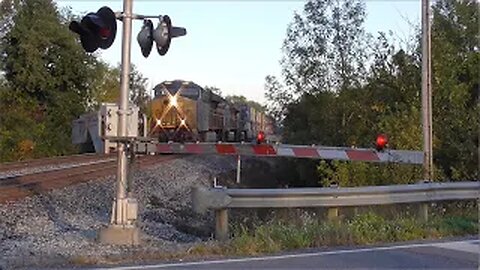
[69,6,117,53]
[375,134,388,151]
[137,15,187,57]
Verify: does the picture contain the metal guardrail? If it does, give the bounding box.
[191,181,479,240]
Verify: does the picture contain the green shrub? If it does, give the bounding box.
[229,211,477,255]
[438,216,478,235]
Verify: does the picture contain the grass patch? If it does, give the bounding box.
[227,212,478,254]
[70,209,478,267]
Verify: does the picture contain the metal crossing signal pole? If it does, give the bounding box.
[114,0,133,227]
[99,0,140,245]
[98,1,186,245]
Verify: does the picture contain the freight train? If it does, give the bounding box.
[72,80,278,153]
[149,80,276,143]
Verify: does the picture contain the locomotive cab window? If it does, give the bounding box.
[179,87,200,100]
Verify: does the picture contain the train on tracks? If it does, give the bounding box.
[72,80,279,154]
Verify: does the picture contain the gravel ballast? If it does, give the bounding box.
[0,155,236,269]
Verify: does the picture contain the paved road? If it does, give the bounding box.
[93,239,479,270]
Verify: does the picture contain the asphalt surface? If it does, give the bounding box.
[91,238,479,270]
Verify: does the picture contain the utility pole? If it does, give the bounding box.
[421,0,433,182]
[419,0,433,223]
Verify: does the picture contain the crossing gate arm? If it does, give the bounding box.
[135,142,423,164]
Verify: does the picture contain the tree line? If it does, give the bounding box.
[0,0,266,162]
[264,0,478,186]
[0,0,150,161]
[0,0,477,188]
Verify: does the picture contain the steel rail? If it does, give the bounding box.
[0,155,179,203]
[0,158,117,181]
[0,153,113,173]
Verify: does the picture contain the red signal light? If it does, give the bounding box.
[376,134,388,151]
[68,6,117,53]
[99,27,111,39]
[256,131,266,144]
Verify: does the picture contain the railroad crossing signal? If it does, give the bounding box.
[137,15,187,57]
[375,134,388,152]
[256,131,266,144]
[137,19,154,57]
[73,3,189,246]
[69,6,117,53]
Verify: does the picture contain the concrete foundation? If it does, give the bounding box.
[98,225,141,245]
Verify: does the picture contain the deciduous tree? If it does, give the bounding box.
[0,0,98,159]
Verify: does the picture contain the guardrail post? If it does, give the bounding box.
[215,209,229,241]
[327,207,339,221]
[419,203,429,222]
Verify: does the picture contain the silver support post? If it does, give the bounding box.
[421,0,433,182]
[114,0,134,227]
[236,155,241,184]
[99,0,140,245]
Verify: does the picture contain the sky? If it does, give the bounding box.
[54,1,421,104]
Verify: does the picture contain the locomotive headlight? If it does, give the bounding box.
[180,119,186,125]
[169,96,178,107]
[156,119,162,126]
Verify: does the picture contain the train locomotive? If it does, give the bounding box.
[72,80,277,154]
[149,80,275,143]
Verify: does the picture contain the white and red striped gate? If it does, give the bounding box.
[135,142,423,164]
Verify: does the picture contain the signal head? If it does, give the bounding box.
[69,6,117,53]
[256,131,266,144]
[151,15,187,56]
[137,19,154,57]
[94,7,117,49]
[375,134,388,151]
[153,15,172,56]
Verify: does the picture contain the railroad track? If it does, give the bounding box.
[0,154,178,204]
[0,153,114,173]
